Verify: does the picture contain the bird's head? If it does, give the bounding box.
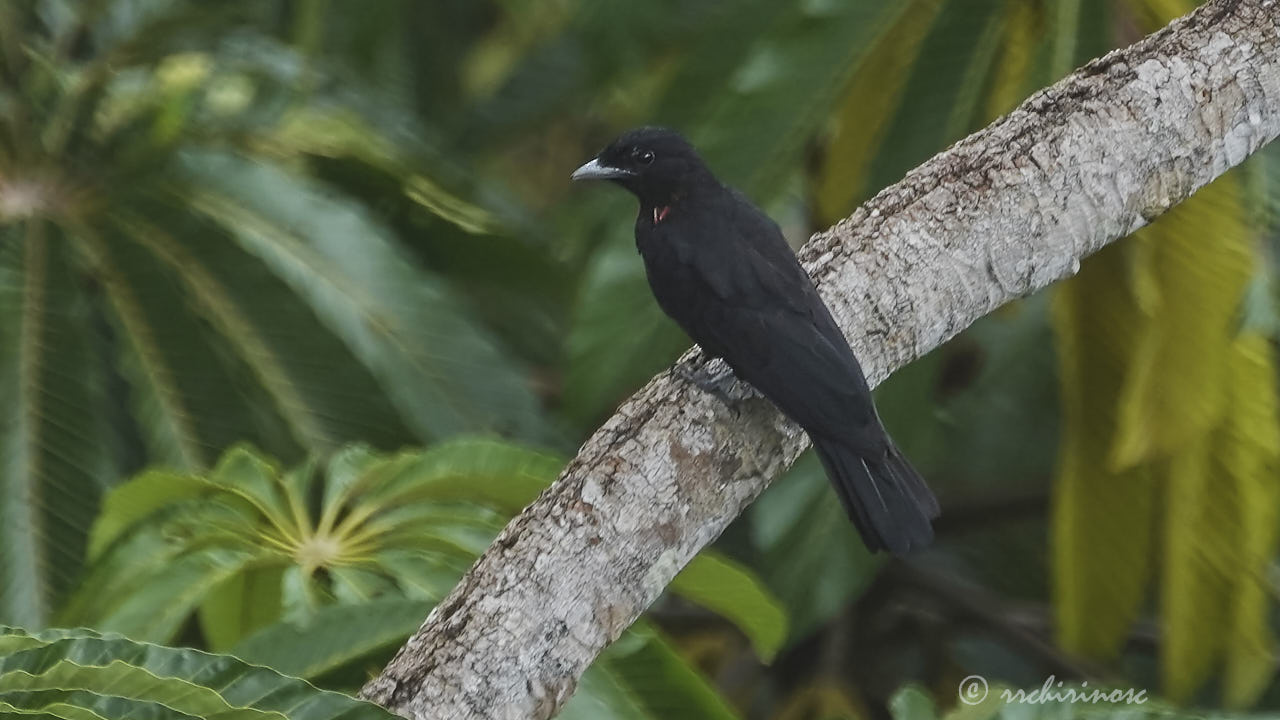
[571,127,713,206]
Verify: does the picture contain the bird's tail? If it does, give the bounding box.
[813,438,939,554]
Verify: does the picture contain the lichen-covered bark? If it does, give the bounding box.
[362,1,1280,717]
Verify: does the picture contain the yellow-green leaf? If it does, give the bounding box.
[1052,169,1280,706]
[814,0,943,225]
[1052,240,1159,658]
[670,551,788,662]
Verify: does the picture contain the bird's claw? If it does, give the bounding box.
[674,361,739,413]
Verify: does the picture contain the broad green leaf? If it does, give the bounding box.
[231,598,433,681]
[669,551,788,662]
[66,439,559,647]
[96,213,333,460]
[984,0,1041,120]
[559,237,690,430]
[207,446,296,541]
[367,437,564,511]
[1219,337,1280,708]
[58,517,195,629]
[862,0,1006,197]
[1143,177,1274,706]
[1111,180,1254,467]
[890,686,940,720]
[814,0,945,225]
[1052,240,1159,658]
[86,469,204,560]
[1164,336,1280,708]
[316,445,384,525]
[1048,0,1082,79]
[1160,432,1230,701]
[1053,172,1280,705]
[0,625,397,720]
[74,229,208,471]
[561,671,653,720]
[371,550,472,601]
[101,202,418,459]
[178,150,548,444]
[563,623,741,720]
[87,548,259,642]
[688,0,906,201]
[1127,0,1199,32]
[0,225,111,628]
[1,691,209,720]
[199,565,286,652]
[235,606,739,720]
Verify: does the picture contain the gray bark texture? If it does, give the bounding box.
[362,1,1280,717]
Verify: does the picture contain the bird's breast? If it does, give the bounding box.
[637,228,698,306]
[635,220,733,354]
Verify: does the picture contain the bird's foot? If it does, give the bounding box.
[674,360,739,410]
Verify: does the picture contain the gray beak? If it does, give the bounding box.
[571,158,634,182]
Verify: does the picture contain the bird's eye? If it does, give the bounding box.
[632,148,655,165]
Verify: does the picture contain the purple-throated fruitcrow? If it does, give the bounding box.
[572,127,939,553]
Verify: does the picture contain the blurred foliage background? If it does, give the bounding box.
[2,0,1279,718]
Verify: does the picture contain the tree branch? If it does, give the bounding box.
[361,1,1280,717]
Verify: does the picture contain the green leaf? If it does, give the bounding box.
[889,686,940,720]
[1220,338,1280,708]
[207,446,295,541]
[564,623,741,720]
[984,0,1041,121]
[1111,179,1254,467]
[1164,335,1280,709]
[95,213,329,462]
[687,0,906,201]
[58,518,191,630]
[100,204,416,460]
[814,0,945,224]
[87,470,205,561]
[74,228,209,471]
[862,0,1006,198]
[177,150,548,443]
[66,438,558,647]
[1051,240,1160,658]
[368,437,564,511]
[199,565,286,652]
[231,598,433,680]
[1052,173,1280,705]
[0,224,111,628]
[669,551,788,662]
[1161,432,1230,702]
[371,550,472,601]
[234,604,740,720]
[0,625,397,719]
[236,609,738,720]
[560,236,691,430]
[87,548,260,642]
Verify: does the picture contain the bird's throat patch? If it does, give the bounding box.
[653,206,671,224]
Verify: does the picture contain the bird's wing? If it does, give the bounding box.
[708,301,876,438]
[695,198,814,313]
[691,202,877,438]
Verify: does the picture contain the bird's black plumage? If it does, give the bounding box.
[572,127,939,553]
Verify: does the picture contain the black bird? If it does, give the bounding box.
[572,127,939,553]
